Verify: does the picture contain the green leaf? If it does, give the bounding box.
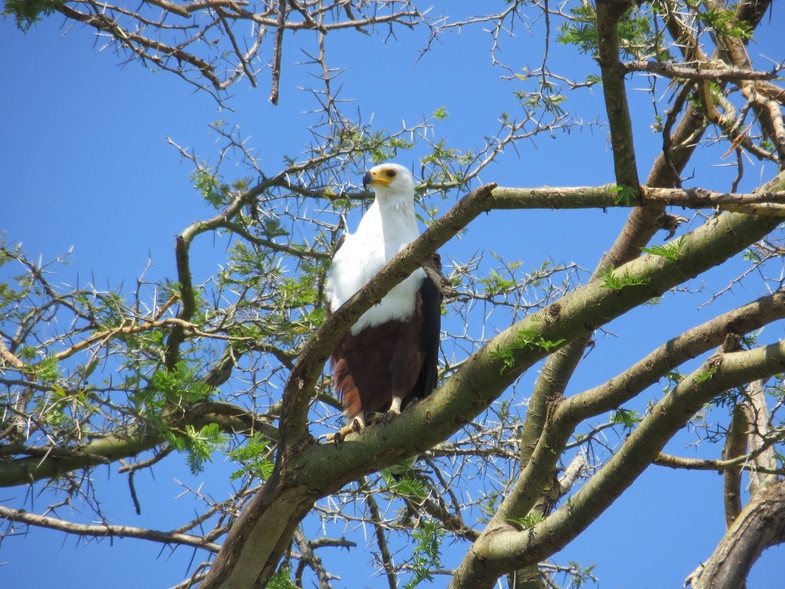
[191,167,231,208]
[641,236,686,261]
[403,520,443,589]
[508,512,544,529]
[695,365,718,384]
[267,566,298,589]
[28,355,60,383]
[611,184,638,206]
[479,270,516,296]
[700,6,752,40]
[383,468,428,499]
[610,407,641,430]
[491,328,566,374]
[599,266,645,291]
[3,0,63,31]
[433,106,449,120]
[556,4,598,55]
[149,362,216,405]
[558,3,668,61]
[177,423,229,475]
[228,433,275,481]
[743,247,763,263]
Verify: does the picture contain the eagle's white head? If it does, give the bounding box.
[362,163,415,205]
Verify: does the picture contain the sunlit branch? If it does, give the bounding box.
[3,1,785,586]
[621,60,783,81]
[563,290,785,421]
[451,196,783,586]
[489,185,785,216]
[0,401,277,487]
[595,0,640,189]
[745,379,780,493]
[461,340,785,584]
[693,479,785,588]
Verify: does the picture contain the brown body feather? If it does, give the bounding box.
[333,292,425,418]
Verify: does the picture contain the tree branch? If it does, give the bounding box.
[621,60,783,81]
[455,340,785,587]
[0,505,220,551]
[595,0,640,189]
[450,185,784,587]
[208,174,784,587]
[723,403,749,527]
[490,185,785,216]
[0,400,275,487]
[565,290,785,421]
[744,379,779,494]
[693,480,785,589]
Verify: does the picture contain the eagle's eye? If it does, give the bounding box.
[385,169,396,178]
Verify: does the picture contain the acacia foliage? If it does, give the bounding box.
[1,1,785,588]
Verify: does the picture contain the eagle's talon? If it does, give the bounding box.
[327,416,366,442]
[364,411,385,425]
[383,409,400,423]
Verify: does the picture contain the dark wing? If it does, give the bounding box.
[410,253,443,402]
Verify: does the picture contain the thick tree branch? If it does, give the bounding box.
[206,191,781,587]
[451,194,783,587]
[564,290,785,420]
[4,2,784,588]
[297,208,780,582]
[513,0,710,546]
[0,400,274,487]
[694,480,785,589]
[12,179,779,488]
[621,60,783,81]
[490,185,785,216]
[201,182,498,588]
[723,403,749,527]
[744,379,779,494]
[454,340,785,587]
[595,0,640,189]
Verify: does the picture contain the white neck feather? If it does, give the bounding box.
[326,191,425,333]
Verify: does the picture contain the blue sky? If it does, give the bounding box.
[2,3,784,588]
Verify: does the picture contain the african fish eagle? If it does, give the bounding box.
[325,163,441,430]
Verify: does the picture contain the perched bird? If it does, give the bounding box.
[325,163,441,431]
